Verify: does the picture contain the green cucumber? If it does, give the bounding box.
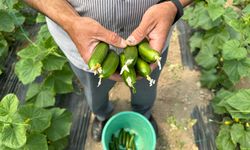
[118,128,123,145]
[124,46,138,66]
[126,132,131,149]
[120,53,136,93]
[88,42,109,74]
[97,50,119,87]
[136,58,155,86]
[122,130,126,146]
[129,134,135,148]
[120,46,138,74]
[138,40,162,70]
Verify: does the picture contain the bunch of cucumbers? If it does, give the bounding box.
[109,128,136,150]
[88,40,162,92]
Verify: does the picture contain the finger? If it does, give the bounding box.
[149,63,158,71]
[96,26,127,48]
[126,18,154,46]
[80,41,99,63]
[149,24,170,52]
[109,73,123,82]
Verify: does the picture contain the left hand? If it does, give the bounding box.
[126,1,177,70]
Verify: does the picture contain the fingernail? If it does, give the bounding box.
[126,36,136,45]
[121,39,127,47]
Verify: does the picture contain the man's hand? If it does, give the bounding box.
[24,0,127,64]
[126,1,178,70]
[66,17,127,63]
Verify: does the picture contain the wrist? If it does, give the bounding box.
[179,0,193,7]
[61,15,81,32]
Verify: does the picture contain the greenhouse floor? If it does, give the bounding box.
[84,27,213,150]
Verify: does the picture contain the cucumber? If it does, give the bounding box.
[124,46,138,66]
[97,50,119,87]
[138,40,162,70]
[118,128,123,145]
[131,141,136,150]
[129,134,135,148]
[122,130,126,146]
[88,42,109,74]
[120,46,138,74]
[136,58,155,87]
[115,137,119,150]
[109,142,115,150]
[126,132,131,149]
[120,53,136,93]
[122,68,136,93]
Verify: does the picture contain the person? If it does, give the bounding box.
[24,0,193,142]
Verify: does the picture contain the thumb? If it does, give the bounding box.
[96,27,127,48]
[126,21,151,46]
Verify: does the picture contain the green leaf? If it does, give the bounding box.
[34,89,55,108]
[239,130,250,149]
[212,89,233,114]
[5,0,18,9]
[196,8,219,30]
[189,32,203,53]
[9,10,25,26]
[45,108,72,141]
[207,4,225,21]
[44,65,73,94]
[226,89,250,113]
[206,0,226,5]
[0,69,2,75]
[1,124,26,149]
[36,13,46,23]
[200,69,219,89]
[233,0,244,5]
[195,46,218,69]
[48,137,69,150]
[0,10,15,32]
[43,55,67,71]
[36,25,52,42]
[0,144,12,150]
[0,37,8,58]
[0,94,19,117]
[223,7,239,24]
[203,28,230,51]
[228,19,244,33]
[18,104,52,132]
[216,125,236,150]
[15,59,43,85]
[21,133,48,150]
[17,45,47,61]
[223,40,247,60]
[230,124,244,145]
[243,4,250,15]
[223,59,250,84]
[25,83,41,101]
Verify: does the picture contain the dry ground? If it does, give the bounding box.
[84,27,213,150]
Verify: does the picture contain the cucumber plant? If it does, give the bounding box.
[0,1,29,75]
[0,94,72,149]
[183,0,250,149]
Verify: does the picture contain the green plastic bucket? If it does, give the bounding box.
[102,111,156,150]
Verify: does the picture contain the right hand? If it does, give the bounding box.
[65,17,127,63]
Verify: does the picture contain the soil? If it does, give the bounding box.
[84,27,213,150]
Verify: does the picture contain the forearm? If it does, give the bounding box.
[24,0,79,31]
[179,0,193,7]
